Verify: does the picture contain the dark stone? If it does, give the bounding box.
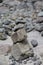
[3,20,11,25]
[25,23,34,32]
[32,55,40,61]
[0,0,3,3]
[35,23,43,32]
[15,20,25,24]
[41,31,43,36]
[31,40,38,47]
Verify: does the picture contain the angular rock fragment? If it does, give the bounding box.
[11,28,27,43]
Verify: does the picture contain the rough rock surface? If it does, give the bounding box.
[0,0,43,65]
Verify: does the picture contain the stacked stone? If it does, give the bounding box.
[0,0,43,65]
[11,23,34,61]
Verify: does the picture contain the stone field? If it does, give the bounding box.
[0,0,43,65]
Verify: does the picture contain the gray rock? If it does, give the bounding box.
[15,19,25,24]
[3,20,11,25]
[41,31,43,36]
[25,23,34,32]
[11,28,27,43]
[0,7,9,14]
[35,23,43,32]
[12,24,24,32]
[0,28,7,40]
[0,0,3,3]
[34,1,43,11]
[38,12,43,17]
[33,17,43,23]
[11,39,34,61]
[34,60,42,65]
[31,40,38,47]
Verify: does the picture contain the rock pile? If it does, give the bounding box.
[0,0,43,65]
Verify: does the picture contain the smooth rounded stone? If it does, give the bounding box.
[31,40,38,47]
[12,24,24,32]
[34,60,42,65]
[0,28,5,33]
[41,31,43,36]
[38,12,43,17]
[25,23,34,32]
[34,23,43,32]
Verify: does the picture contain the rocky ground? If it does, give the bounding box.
[0,0,43,65]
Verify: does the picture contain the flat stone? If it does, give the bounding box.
[15,19,25,24]
[33,17,43,23]
[12,24,24,32]
[38,12,43,17]
[0,7,9,14]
